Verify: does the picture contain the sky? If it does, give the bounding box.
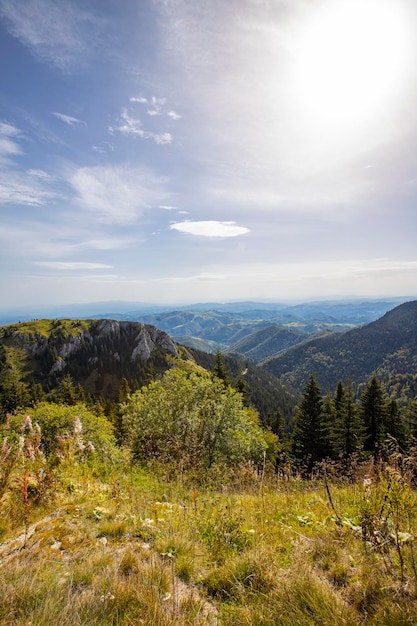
[1,0,417,310]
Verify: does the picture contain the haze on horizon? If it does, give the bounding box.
[1,0,417,308]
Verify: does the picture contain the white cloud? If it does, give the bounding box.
[68,164,171,223]
[53,112,85,126]
[130,95,181,120]
[153,132,172,145]
[0,171,54,205]
[27,169,53,180]
[33,261,112,270]
[0,121,20,136]
[0,0,106,71]
[0,137,21,158]
[0,121,22,160]
[170,220,250,238]
[130,96,148,104]
[167,110,181,120]
[111,109,172,145]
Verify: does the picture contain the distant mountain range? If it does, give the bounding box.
[261,300,417,400]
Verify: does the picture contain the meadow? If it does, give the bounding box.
[1,422,417,626]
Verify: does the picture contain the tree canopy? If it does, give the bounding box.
[121,366,267,472]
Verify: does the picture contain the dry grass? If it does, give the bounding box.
[1,460,417,625]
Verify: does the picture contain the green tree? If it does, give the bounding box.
[333,380,364,459]
[292,375,329,471]
[212,349,230,387]
[122,366,266,471]
[385,399,407,449]
[359,376,387,454]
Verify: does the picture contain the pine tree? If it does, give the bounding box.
[292,375,328,472]
[385,399,407,449]
[359,376,387,454]
[333,380,364,459]
[212,349,230,387]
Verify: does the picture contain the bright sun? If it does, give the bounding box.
[291,0,413,132]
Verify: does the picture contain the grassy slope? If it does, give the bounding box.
[1,459,417,625]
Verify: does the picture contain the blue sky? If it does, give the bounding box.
[1,0,417,309]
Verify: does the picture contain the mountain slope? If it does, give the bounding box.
[0,318,298,425]
[0,319,178,404]
[261,301,417,399]
[227,325,310,363]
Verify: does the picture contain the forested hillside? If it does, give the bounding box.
[0,318,297,426]
[227,324,312,363]
[262,300,417,401]
[0,319,178,413]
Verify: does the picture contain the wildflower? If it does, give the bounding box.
[1,437,11,463]
[18,435,25,455]
[363,477,373,488]
[73,417,82,434]
[100,592,115,602]
[21,415,32,432]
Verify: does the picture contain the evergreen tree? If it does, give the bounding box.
[118,377,131,404]
[54,375,77,405]
[405,399,417,442]
[292,375,328,472]
[333,380,364,459]
[359,376,387,454]
[212,349,230,387]
[318,393,335,459]
[385,399,407,449]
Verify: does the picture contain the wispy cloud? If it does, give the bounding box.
[110,109,172,145]
[68,164,171,223]
[0,121,22,161]
[33,261,112,270]
[0,121,20,137]
[52,112,85,126]
[170,220,250,238]
[167,110,181,120]
[0,171,55,206]
[130,95,181,120]
[0,0,107,71]
[27,169,54,180]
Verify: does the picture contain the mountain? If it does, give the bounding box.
[227,325,309,363]
[0,318,298,425]
[105,298,410,353]
[0,319,178,405]
[1,298,410,346]
[261,300,417,400]
[130,310,275,350]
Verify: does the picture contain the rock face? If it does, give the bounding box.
[1,319,179,399]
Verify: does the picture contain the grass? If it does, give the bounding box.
[1,460,417,625]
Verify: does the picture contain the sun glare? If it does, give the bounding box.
[291,0,413,132]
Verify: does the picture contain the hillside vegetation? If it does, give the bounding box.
[0,318,298,427]
[1,405,417,625]
[2,303,417,623]
[262,300,417,400]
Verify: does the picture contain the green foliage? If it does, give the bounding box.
[122,366,267,472]
[263,300,417,401]
[292,375,330,471]
[188,346,299,426]
[11,402,117,460]
[359,376,388,453]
